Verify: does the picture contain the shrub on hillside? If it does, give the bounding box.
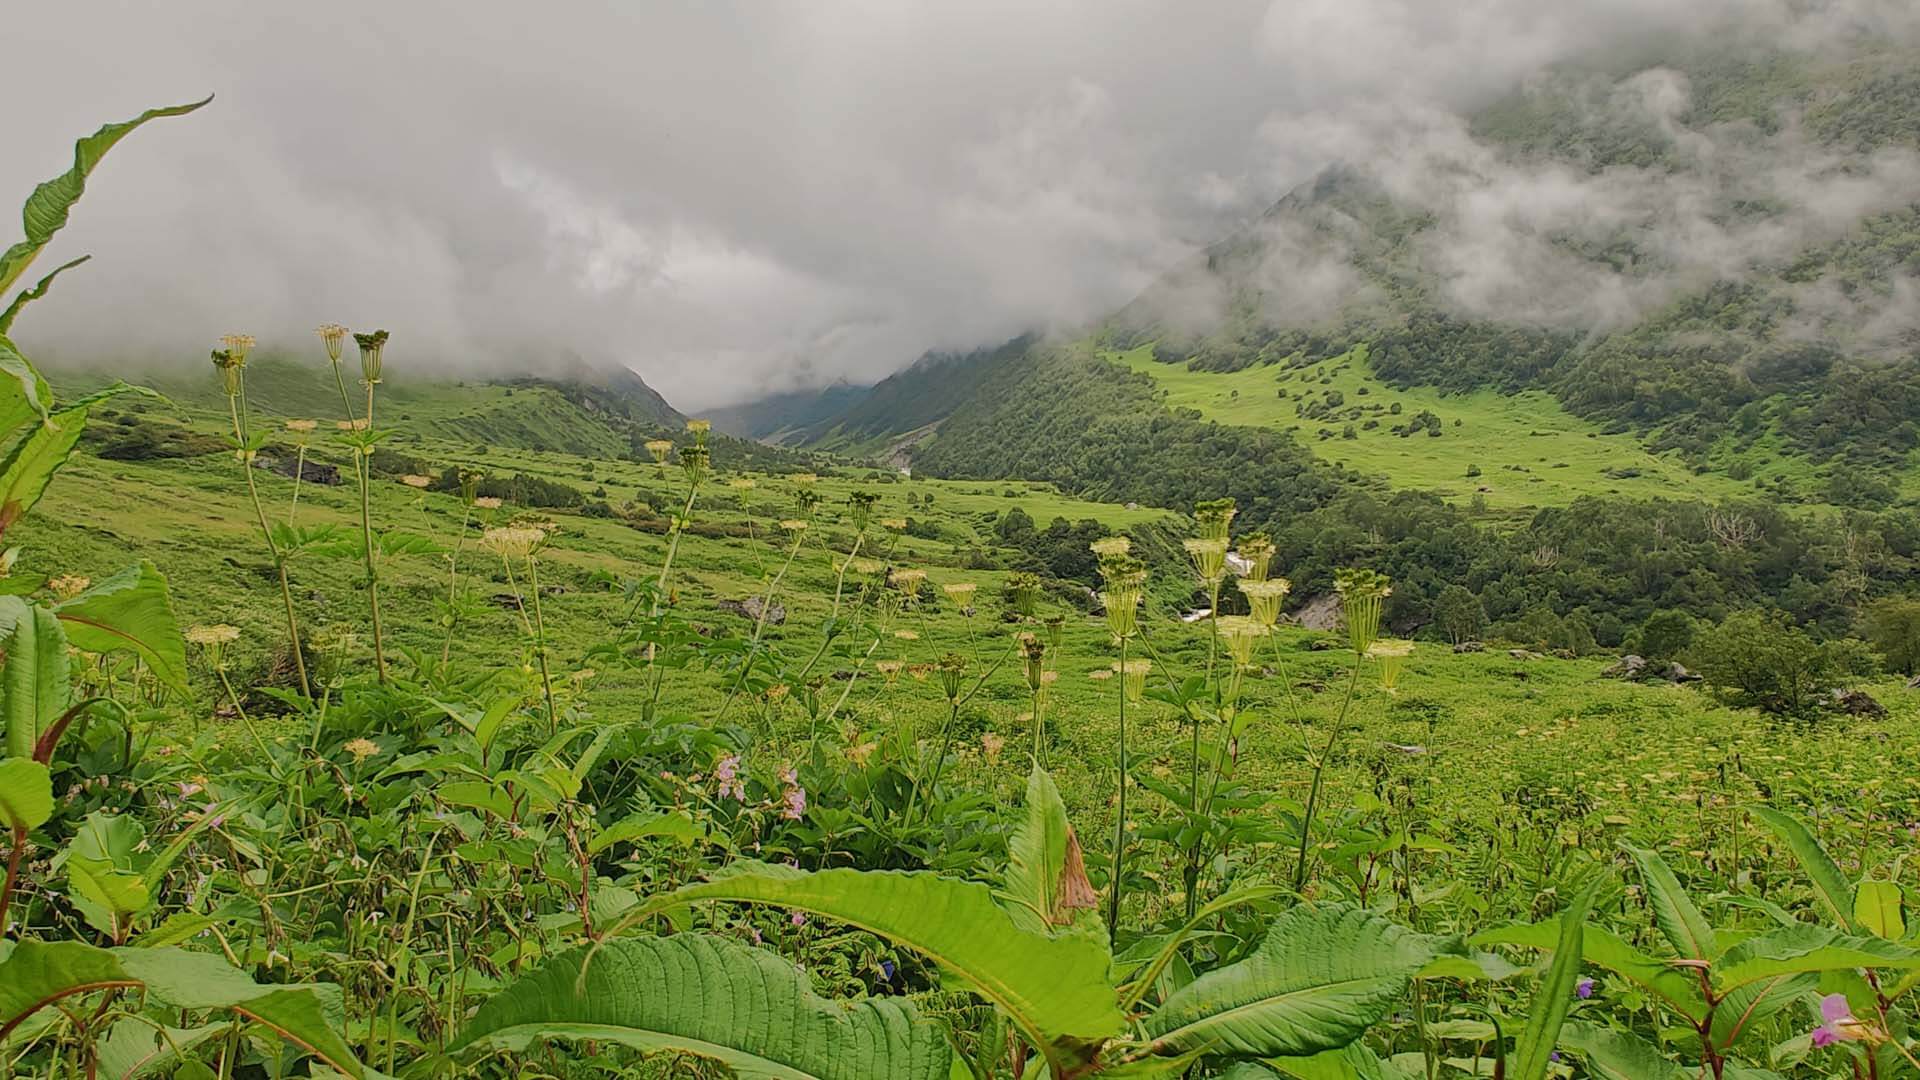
[1685,609,1858,717]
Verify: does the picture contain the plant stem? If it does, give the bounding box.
[228,389,311,698]
[1293,657,1363,892]
[526,556,558,733]
[361,382,388,682]
[1108,635,1130,943]
[215,661,276,767]
[287,444,306,525]
[439,503,474,667]
[0,825,24,936]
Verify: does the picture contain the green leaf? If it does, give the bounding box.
[1142,903,1448,1058]
[54,561,188,692]
[1261,1042,1392,1079]
[1623,843,1717,961]
[0,255,88,335]
[1855,880,1904,940]
[94,1018,223,1080]
[0,334,53,439]
[635,863,1124,1071]
[0,939,361,1075]
[1711,924,1920,994]
[0,403,88,539]
[1749,805,1856,931]
[1001,764,1101,935]
[65,812,151,935]
[449,935,952,1079]
[1557,1020,1688,1080]
[0,99,211,300]
[0,595,69,759]
[586,810,705,856]
[0,758,51,831]
[1509,885,1594,1080]
[1471,920,1708,1023]
[1708,971,1815,1051]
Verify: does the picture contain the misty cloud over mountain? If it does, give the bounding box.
[8,0,1916,408]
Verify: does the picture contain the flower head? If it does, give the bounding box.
[1215,615,1269,669]
[1333,568,1392,656]
[875,660,904,683]
[219,334,256,364]
[1367,638,1414,692]
[1184,537,1229,586]
[474,496,503,510]
[353,330,389,384]
[47,574,90,601]
[1114,658,1151,703]
[781,783,807,820]
[1574,977,1594,1000]
[344,737,379,763]
[286,418,319,434]
[337,418,370,432]
[398,474,433,489]
[1239,578,1292,627]
[878,516,908,532]
[1193,498,1236,542]
[846,740,879,765]
[1812,993,1885,1047]
[1007,571,1042,617]
[185,624,242,647]
[644,439,674,464]
[1236,532,1276,582]
[943,581,978,608]
[686,418,711,439]
[1096,554,1146,639]
[316,324,349,363]
[1090,536,1131,558]
[482,526,546,560]
[778,518,809,534]
[210,349,245,397]
[982,731,1006,764]
[715,754,746,801]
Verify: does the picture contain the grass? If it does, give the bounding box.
[1103,343,1759,513]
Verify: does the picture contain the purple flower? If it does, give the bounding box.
[715,755,745,802]
[1812,993,1882,1047]
[790,911,808,927]
[880,959,897,981]
[1575,977,1594,999]
[782,785,807,820]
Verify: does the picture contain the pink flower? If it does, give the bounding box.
[1812,993,1884,1047]
[790,911,807,927]
[715,755,746,802]
[782,785,807,820]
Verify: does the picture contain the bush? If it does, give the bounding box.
[1862,596,1920,675]
[1685,610,1846,717]
[1634,609,1695,662]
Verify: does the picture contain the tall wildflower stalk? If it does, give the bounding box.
[319,324,390,682]
[1292,568,1391,892]
[1179,499,1233,915]
[1093,536,1144,942]
[485,525,555,730]
[284,419,317,525]
[440,476,489,667]
[213,337,310,698]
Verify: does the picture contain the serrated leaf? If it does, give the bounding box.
[0,98,211,299]
[1623,843,1716,961]
[639,862,1123,1072]
[1510,886,1594,1080]
[1749,806,1855,931]
[1712,924,1920,994]
[0,939,361,1075]
[1471,919,1708,1023]
[1142,903,1447,1058]
[449,935,951,1078]
[0,595,68,760]
[1558,1020,1688,1080]
[54,560,188,692]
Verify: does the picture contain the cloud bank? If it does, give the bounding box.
[6,1,1915,407]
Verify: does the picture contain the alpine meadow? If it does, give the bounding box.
[13,5,1920,1079]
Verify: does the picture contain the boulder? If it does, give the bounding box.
[1452,640,1485,654]
[1508,648,1544,661]
[1830,688,1887,718]
[1666,662,1702,683]
[1602,654,1648,679]
[717,596,786,625]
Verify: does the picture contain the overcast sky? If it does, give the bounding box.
[6,1,1912,408]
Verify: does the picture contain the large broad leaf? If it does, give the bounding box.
[0,938,361,1076]
[1710,924,1920,994]
[94,1018,223,1080]
[0,99,210,299]
[1749,806,1856,931]
[1260,1042,1394,1079]
[0,402,87,539]
[636,863,1124,1072]
[450,935,951,1079]
[1508,886,1594,1080]
[54,560,188,692]
[0,255,88,335]
[0,758,52,831]
[1470,920,1708,1023]
[1623,843,1717,962]
[1001,764,1101,935]
[1142,903,1448,1059]
[0,595,68,759]
[0,334,53,441]
[1854,880,1904,940]
[1708,970,1815,1051]
[1557,1020,1688,1080]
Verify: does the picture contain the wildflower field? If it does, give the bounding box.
[13,102,1920,1080]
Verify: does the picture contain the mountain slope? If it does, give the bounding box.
[708,380,871,443]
